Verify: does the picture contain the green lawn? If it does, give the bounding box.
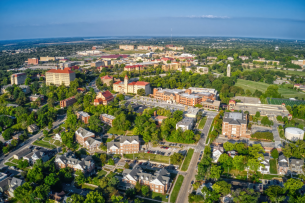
[43,136,53,141]
[97,170,107,178]
[149,192,168,202]
[82,184,98,190]
[198,117,207,129]
[181,149,194,171]
[270,159,277,174]
[107,127,126,135]
[5,162,18,167]
[124,153,171,164]
[170,175,184,203]
[102,138,113,143]
[235,79,305,99]
[33,140,56,149]
[11,159,19,164]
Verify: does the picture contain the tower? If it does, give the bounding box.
[227,64,231,77]
[124,75,129,94]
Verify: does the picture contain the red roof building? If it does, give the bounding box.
[94,90,114,106]
[100,55,129,59]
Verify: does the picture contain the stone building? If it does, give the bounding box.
[46,68,76,86]
[113,75,151,95]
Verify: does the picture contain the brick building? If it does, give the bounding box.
[122,166,170,194]
[46,68,76,86]
[100,114,115,127]
[166,45,184,50]
[119,45,135,50]
[11,73,27,85]
[222,112,250,139]
[28,58,39,65]
[76,111,90,124]
[55,151,95,174]
[29,94,44,102]
[100,75,120,86]
[153,87,217,106]
[75,127,95,145]
[60,96,76,108]
[107,136,140,154]
[94,90,114,106]
[113,75,151,95]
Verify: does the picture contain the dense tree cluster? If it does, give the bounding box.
[251,131,274,141]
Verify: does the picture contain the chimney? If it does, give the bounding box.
[154,111,157,116]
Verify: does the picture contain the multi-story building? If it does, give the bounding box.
[11,73,26,85]
[166,45,184,50]
[119,45,135,50]
[176,117,195,131]
[60,96,76,108]
[289,159,304,175]
[91,61,104,67]
[107,136,140,154]
[278,155,289,175]
[28,58,39,65]
[40,56,55,61]
[122,166,171,193]
[113,75,151,95]
[239,56,249,60]
[24,149,55,164]
[100,75,120,86]
[100,114,116,127]
[75,127,101,151]
[153,87,217,106]
[292,60,305,68]
[55,151,95,174]
[76,111,90,124]
[94,90,114,106]
[137,45,164,51]
[29,94,44,102]
[46,68,76,86]
[222,112,250,139]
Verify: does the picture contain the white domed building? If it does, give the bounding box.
[285,127,304,141]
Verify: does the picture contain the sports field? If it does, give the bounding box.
[267,98,305,106]
[235,79,305,100]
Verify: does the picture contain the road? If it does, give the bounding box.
[176,114,215,203]
[0,114,67,168]
[86,77,99,92]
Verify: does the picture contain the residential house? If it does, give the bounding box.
[278,155,289,175]
[100,114,115,127]
[49,191,66,202]
[55,152,95,174]
[289,159,304,175]
[107,136,140,154]
[53,133,62,142]
[29,94,44,102]
[76,111,90,124]
[8,177,24,197]
[258,156,270,174]
[212,145,224,163]
[13,148,32,160]
[83,137,102,152]
[27,124,39,133]
[24,149,55,164]
[0,177,11,193]
[227,151,237,158]
[122,166,171,193]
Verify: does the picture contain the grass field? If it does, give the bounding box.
[235,79,305,99]
[181,149,194,171]
[33,140,56,149]
[107,127,126,135]
[267,97,305,106]
[270,159,277,174]
[4,162,18,167]
[198,117,207,129]
[124,153,171,164]
[170,175,184,203]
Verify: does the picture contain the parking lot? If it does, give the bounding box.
[146,143,187,156]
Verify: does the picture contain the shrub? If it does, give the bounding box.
[251,131,274,141]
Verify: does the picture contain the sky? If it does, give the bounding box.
[0,0,305,40]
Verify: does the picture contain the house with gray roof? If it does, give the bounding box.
[278,155,289,175]
[289,159,304,175]
[8,177,24,197]
[122,165,171,193]
[24,149,55,164]
[107,136,140,154]
[55,151,95,174]
[258,156,270,174]
[13,148,32,160]
[75,127,101,152]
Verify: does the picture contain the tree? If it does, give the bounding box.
[43,129,48,136]
[265,186,285,203]
[212,181,232,196]
[32,184,50,201]
[124,162,130,169]
[2,128,13,140]
[135,181,142,193]
[218,153,233,171]
[284,178,304,195]
[108,177,119,187]
[134,198,144,203]
[75,170,86,184]
[2,146,10,154]
[68,194,85,203]
[233,155,247,171]
[99,154,107,165]
[14,182,33,202]
[170,153,184,164]
[141,185,150,196]
[11,139,18,147]
[108,159,115,165]
[247,158,261,171]
[45,173,60,186]
[48,122,53,130]
[18,159,29,169]
[137,88,146,96]
[125,188,136,199]
[111,195,127,203]
[224,142,235,151]
[271,149,279,159]
[232,189,260,203]
[89,115,102,132]
[255,111,260,117]
[26,165,44,183]
[84,191,105,203]
[209,165,222,181]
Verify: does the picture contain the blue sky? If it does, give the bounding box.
[0,0,305,40]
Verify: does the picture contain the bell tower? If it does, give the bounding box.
[124,75,129,94]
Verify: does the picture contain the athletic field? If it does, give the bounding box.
[267,98,305,106]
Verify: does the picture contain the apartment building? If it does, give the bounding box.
[122,166,170,194]
[60,96,76,108]
[94,90,114,106]
[11,72,27,85]
[100,114,115,127]
[55,151,95,174]
[28,58,39,65]
[222,112,250,139]
[46,68,76,86]
[119,45,135,50]
[113,75,151,95]
[40,56,55,61]
[107,136,140,154]
[76,111,90,124]
[153,87,217,106]
[137,45,164,51]
[253,59,280,65]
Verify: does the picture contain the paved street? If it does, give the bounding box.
[86,77,99,92]
[0,114,67,167]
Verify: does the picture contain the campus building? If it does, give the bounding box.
[76,111,90,124]
[40,56,56,61]
[113,75,151,95]
[137,45,164,51]
[100,114,115,127]
[166,45,184,50]
[28,58,39,65]
[94,90,114,106]
[11,73,27,85]
[222,112,250,139]
[75,127,101,151]
[107,136,140,154]
[122,166,171,194]
[60,96,76,108]
[119,45,135,50]
[153,87,217,106]
[46,68,76,86]
[100,75,120,86]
